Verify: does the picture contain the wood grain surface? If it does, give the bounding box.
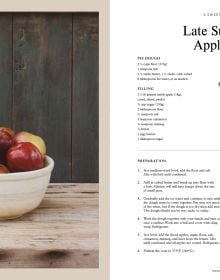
[0,13,99,183]
[0,183,99,268]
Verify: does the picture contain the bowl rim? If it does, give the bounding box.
[0,155,54,181]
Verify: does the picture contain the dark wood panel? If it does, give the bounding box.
[12,13,72,182]
[72,14,99,183]
[0,14,12,126]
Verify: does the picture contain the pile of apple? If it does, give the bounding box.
[0,127,46,174]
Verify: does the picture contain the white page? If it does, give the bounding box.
[111,0,220,279]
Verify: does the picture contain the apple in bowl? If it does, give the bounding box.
[0,128,47,172]
[14,131,46,159]
[0,128,15,165]
[0,127,54,219]
[0,127,15,137]
[0,128,48,173]
[7,142,44,172]
[0,164,9,173]
[0,130,14,151]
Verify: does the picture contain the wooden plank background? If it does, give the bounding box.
[0,13,99,183]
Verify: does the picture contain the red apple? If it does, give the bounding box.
[0,130,14,151]
[0,164,9,173]
[7,142,44,172]
[0,127,15,137]
[14,131,46,159]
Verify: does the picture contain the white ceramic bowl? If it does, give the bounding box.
[0,155,54,220]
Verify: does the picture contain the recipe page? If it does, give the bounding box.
[111,0,220,279]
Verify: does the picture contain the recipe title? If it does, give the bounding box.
[183,25,220,52]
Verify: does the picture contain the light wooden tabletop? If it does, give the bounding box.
[0,183,99,268]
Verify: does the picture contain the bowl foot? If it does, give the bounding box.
[0,214,23,220]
